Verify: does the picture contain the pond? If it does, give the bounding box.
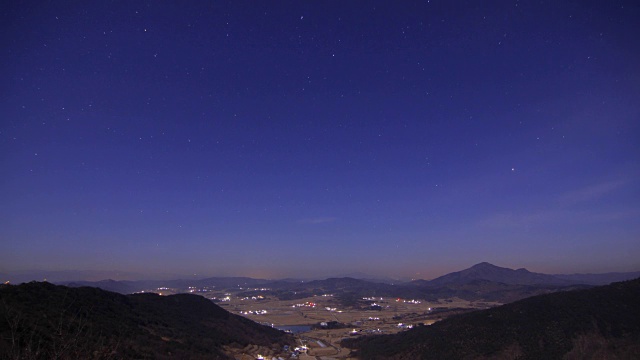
[275,325,312,334]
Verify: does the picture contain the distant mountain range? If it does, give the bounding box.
[262,275,589,305]
[5,262,638,288]
[61,276,273,296]
[0,281,294,359]
[343,278,640,359]
[6,262,639,305]
[292,262,637,305]
[553,271,640,285]
[0,269,188,283]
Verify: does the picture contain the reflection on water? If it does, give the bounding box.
[276,325,312,334]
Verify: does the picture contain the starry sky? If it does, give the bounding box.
[1,1,639,280]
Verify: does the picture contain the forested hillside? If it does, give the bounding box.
[0,282,293,359]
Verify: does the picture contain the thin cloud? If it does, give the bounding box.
[559,179,628,205]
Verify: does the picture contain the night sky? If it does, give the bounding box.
[2,1,639,280]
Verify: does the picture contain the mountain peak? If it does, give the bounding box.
[427,262,571,286]
[471,262,499,269]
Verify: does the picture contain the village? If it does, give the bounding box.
[137,283,500,358]
[150,285,501,359]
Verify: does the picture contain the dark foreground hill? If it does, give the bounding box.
[343,278,640,359]
[0,282,294,359]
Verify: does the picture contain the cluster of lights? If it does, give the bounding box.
[292,301,316,308]
[240,310,267,315]
[187,286,211,293]
[394,298,421,304]
[397,323,414,329]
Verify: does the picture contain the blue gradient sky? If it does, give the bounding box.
[2,1,639,280]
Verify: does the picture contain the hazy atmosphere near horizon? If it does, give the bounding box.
[1,1,639,281]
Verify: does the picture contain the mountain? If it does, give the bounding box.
[343,278,640,359]
[296,277,395,291]
[236,277,423,303]
[0,282,294,359]
[1,270,176,283]
[60,271,590,305]
[61,276,273,294]
[64,278,138,294]
[232,276,587,306]
[422,262,573,287]
[412,278,588,303]
[553,271,640,285]
[329,272,405,284]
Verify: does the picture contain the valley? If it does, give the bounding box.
[229,294,498,359]
[149,284,501,359]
